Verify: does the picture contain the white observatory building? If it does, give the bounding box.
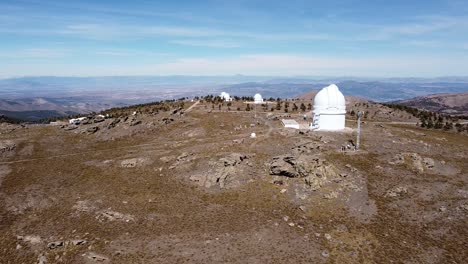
[220,92,232,102]
[254,93,264,104]
[310,84,346,130]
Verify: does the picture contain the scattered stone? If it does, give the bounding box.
[38,254,47,264]
[120,158,138,168]
[94,116,105,123]
[423,158,435,169]
[232,139,244,144]
[87,126,99,134]
[323,191,338,199]
[176,152,192,162]
[73,200,97,213]
[288,222,295,227]
[160,156,174,163]
[16,244,22,250]
[71,239,87,246]
[439,206,447,212]
[85,252,109,262]
[130,120,142,126]
[385,186,408,198]
[0,140,16,153]
[321,251,330,258]
[47,241,64,250]
[324,234,332,240]
[299,206,306,212]
[161,118,174,124]
[280,188,287,194]
[18,235,42,244]
[64,125,78,131]
[97,210,135,222]
[283,216,290,222]
[107,118,120,129]
[389,153,435,172]
[271,177,284,185]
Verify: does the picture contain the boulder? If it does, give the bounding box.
[130,120,142,126]
[121,158,138,168]
[423,158,435,169]
[87,126,99,134]
[107,118,120,129]
[85,252,109,262]
[47,241,64,250]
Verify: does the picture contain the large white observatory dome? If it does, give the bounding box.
[254,93,263,104]
[310,84,346,130]
[313,84,346,114]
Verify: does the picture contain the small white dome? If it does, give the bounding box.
[254,93,263,103]
[220,92,232,101]
[313,84,346,114]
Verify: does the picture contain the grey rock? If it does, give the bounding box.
[130,120,142,126]
[107,118,120,129]
[0,140,16,153]
[71,239,87,246]
[87,126,99,134]
[38,254,47,264]
[85,252,109,262]
[47,241,64,250]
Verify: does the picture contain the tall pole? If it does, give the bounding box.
[356,111,362,150]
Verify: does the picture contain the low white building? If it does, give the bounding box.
[254,93,264,104]
[310,84,346,131]
[220,92,233,102]
[281,119,300,129]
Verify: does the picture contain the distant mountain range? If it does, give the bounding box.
[1,76,467,120]
[393,92,468,116]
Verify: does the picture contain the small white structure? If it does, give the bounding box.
[220,92,233,102]
[250,132,257,138]
[69,117,87,125]
[310,84,346,131]
[254,93,264,104]
[281,119,300,129]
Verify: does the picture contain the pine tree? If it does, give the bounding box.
[300,103,306,112]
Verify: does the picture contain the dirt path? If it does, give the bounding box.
[185,100,200,113]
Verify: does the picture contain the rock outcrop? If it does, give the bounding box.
[269,155,338,191]
[190,153,250,189]
[0,140,16,154]
[389,153,435,172]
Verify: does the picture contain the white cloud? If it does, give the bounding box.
[0,48,68,59]
[4,53,468,77]
[355,15,468,41]
[169,39,241,48]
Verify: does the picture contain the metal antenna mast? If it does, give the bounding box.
[356,111,362,150]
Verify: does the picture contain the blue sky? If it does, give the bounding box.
[1,0,468,77]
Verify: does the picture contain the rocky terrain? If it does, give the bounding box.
[0,98,467,263]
